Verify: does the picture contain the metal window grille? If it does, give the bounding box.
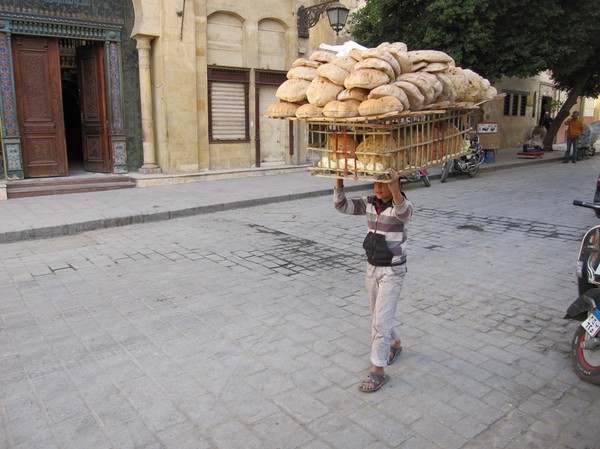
[503,92,528,117]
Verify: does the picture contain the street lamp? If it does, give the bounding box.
[297,1,350,38]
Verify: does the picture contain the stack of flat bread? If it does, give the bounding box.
[267,42,497,119]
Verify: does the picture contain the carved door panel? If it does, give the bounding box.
[12,36,67,177]
[77,43,111,173]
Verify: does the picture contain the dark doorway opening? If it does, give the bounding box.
[540,96,553,122]
[60,39,85,174]
[61,79,84,172]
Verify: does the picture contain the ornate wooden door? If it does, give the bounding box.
[77,43,111,173]
[12,36,67,177]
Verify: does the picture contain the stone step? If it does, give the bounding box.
[7,177,136,199]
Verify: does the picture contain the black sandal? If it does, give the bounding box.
[358,371,390,393]
[387,345,402,365]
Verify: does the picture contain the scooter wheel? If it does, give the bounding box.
[422,175,431,187]
[570,325,600,384]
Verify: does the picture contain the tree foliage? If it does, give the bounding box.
[349,0,600,149]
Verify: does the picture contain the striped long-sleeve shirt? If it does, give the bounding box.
[334,188,413,266]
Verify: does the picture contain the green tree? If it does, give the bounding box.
[349,0,600,150]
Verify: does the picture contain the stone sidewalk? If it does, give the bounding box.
[0,148,565,243]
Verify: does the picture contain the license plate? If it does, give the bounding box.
[581,308,600,337]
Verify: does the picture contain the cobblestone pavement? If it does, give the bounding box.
[1,158,600,448]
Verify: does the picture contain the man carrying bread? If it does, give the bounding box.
[334,170,413,392]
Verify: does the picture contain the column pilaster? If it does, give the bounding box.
[134,34,161,174]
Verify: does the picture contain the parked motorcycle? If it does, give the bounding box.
[564,199,600,384]
[440,135,485,183]
[577,121,600,160]
[402,169,431,187]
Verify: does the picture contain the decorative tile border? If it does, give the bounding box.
[0,33,18,138]
[107,42,123,134]
[113,140,126,164]
[6,142,21,171]
[112,139,127,173]
[0,143,4,179]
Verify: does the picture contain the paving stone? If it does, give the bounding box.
[1,154,600,448]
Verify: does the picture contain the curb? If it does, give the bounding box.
[0,153,562,243]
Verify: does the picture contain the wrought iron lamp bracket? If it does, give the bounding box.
[297,0,340,38]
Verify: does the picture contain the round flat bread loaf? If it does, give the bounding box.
[276,79,311,103]
[480,77,490,91]
[429,77,444,98]
[267,101,301,118]
[358,96,404,117]
[425,101,452,110]
[295,103,324,118]
[292,58,320,68]
[396,72,433,89]
[411,61,429,71]
[330,56,357,73]
[287,66,318,81]
[434,72,457,102]
[362,48,402,77]
[348,48,364,61]
[323,100,361,118]
[356,134,397,171]
[397,129,428,167]
[309,50,335,63]
[394,81,425,110]
[405,72,443,98]
[389,42,408,53]
[368,84,410,110]
[432,122,462,159]
[306,76,345,107]
[337,87,370,102]
[316,63,350,86]
[328,133,359,161]
[483,86,498,100]
[445,67,470,101]
[355,58,395,82]
[357,133,395,153]
[344,68,390,90]
[420,62,449,73]
[462,69,485,101]
[421,85,436,105]
[396,74,437,104]
[408,50,454,64]
[387,48,412,74]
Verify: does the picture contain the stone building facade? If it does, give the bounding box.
[0,0,355,180]
[5,0,583,181]
[480,73,597,149]
[131,0,355,175]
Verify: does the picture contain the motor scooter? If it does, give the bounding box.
[440,134,485,183]
[564,199,600,384]
[402,169,431,187]
[577,121,600,160]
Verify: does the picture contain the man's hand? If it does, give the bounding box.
[335,178,344,189]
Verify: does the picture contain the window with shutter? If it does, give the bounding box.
[208,68,250,142]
